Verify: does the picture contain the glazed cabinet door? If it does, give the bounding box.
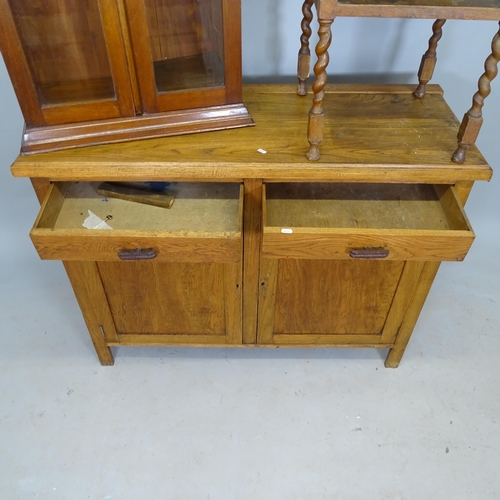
[0,0,135,126]
[258,182,474,346]
[124,0,242,113]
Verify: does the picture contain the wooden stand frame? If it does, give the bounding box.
[298,0,500,162]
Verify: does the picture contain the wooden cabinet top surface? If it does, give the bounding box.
[11,84,493,184]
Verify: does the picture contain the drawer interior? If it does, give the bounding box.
[264,183,470,231]
[36,182,242,233]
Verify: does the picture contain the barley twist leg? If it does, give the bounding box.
[298,0,314,96]
[453,22,500,163]
[307,18,333,161]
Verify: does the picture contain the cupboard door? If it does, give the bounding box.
[97,260,242,345]
[257,258,419,345]
[125,0,242,113]
[0,0,135,125]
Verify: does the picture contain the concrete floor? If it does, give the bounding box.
[1,59,500,500]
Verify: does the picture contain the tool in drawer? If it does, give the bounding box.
[97,182,174,209]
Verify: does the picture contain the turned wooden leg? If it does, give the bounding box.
[297,0,314,96]
[453,22,500,163]
[414,19,447,99]
[307,18,333,161]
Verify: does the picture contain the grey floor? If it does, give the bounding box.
[1,59,500,500]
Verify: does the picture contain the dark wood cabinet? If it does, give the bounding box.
[0,0,253,154]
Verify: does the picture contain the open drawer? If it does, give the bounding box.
[262,183,474,261]
[31,182,243,262]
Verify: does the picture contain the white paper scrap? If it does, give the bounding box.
[83,210,113,230]
[281,228,293,234]
[257,148,267,154]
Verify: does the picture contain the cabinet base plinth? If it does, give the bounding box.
[21,103,254,154]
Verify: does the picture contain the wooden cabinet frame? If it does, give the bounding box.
[14,85,492,367]
[297,0,500,162]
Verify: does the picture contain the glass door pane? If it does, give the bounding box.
[144,0,225,94]
[8,0,115,105]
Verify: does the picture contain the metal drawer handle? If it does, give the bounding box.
[349,246,389,259]
[118,248,157,261]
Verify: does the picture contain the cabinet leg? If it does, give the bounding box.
[64,261,115,366]
[88,335,114,366]
[385,262,440,368]
[453,22,500,164]
[414,19,446,99]
[297,0,314,96]
[307,18,333,161]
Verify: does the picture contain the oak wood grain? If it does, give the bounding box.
[12,85,491,183]
[95,258,241,344]
[18,81,489,366]
[224,262,243,344]
[385,261,441,367]
[256,259,279,344]
[262,230,474,261]
[31,180,243,262]
[30,178,52,204]
[262,181,475,261]
[242,179,263,343]
[271,334,387,345]
[30,233,242,262]
[108,339,393,348]
[380,261,425,344]
[64,261,117,365]
[268,259,403,338]
[97,261,229,336]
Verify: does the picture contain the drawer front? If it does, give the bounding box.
[262,183,475,262]
[31,182,243,262]
[30,232,242,262]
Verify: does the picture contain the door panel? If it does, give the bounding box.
[258,258,406,344]
[97,260,241,343]
[4,0,134,123]
[125,0,240,113]
[274,259,404,335]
